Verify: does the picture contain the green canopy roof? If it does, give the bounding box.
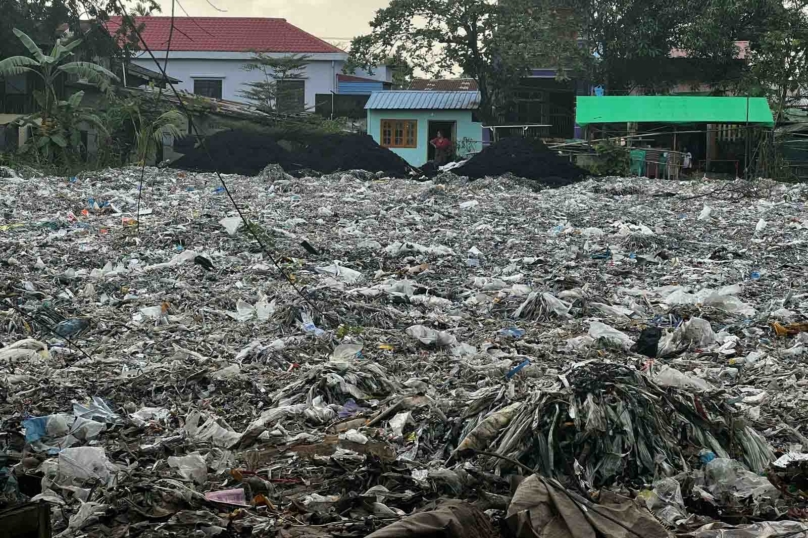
[576,96,774,127]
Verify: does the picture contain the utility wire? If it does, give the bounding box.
[113,0,328,319]
[136,0,176,237]
[2,298,94,362]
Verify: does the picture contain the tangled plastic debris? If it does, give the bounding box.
[1,168,808,536]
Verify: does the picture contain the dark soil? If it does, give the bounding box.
[173,130,412,177]
[456,136,589,187]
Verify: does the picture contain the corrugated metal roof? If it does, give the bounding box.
[365,91,481,110]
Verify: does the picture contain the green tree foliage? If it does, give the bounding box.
[748,1,808,121]
[348,0,580,122]
[118,98,184,164]
[239,53,310,114]
[0,0,71,60]
[0,28,118,164]
[571,0,684,92]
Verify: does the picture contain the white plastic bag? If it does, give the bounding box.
[588,321,633,350]
[698,205,713,220]
[331,344,363,364]
[406,325,457,347]
[219,216,243,235]
[315,262,363,284]
[57,447,117,486]
[653,365,714,392]
[168,452,208,484]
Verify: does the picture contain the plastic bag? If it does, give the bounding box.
[331,344,363,364]
[73,397,121,424]
[406,325,457,348]
[57,447,117,486]
[657,317,716,356]
[705,458,778,504]
[698,205,713,220]
[653,365,714,392]
[168,452,208,484]
[642,477,688,526]
[315,262,364,284]
[454,402,521,454]
[588,321,633,350]
[219,216,243,235]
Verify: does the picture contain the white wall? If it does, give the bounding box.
[131,55,343,110]
[353,66,392,83]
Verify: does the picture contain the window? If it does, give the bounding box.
[194,79,222,99]
[276,80,305,113]
[381,120,417,148]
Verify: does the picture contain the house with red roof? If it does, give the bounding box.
[106,17,390,111]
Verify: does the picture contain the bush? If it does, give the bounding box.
[587,140,631,176]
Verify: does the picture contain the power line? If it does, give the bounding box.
[113,0,329,320]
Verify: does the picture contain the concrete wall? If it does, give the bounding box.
[131,55,342,110]
[131,53,390,110]
[366,109,484,167]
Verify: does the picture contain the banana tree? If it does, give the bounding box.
[0,28,119,126]
[18,90,110,164]
[119,100,185,164]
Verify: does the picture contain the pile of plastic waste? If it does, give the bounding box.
[1,165,808,537]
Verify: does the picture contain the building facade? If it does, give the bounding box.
[365,91,484,167]
[107,17,390,111]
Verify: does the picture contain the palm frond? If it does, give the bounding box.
[150,110,186,143]
[78,112,110,137]
[67,91,86,108]
[0,56,41,78]
[53,38,84,61]
[13,29,51,64]
[58,62,119,93]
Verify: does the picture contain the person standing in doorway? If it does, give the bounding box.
[682,147,693,175]
[430,131,452,166]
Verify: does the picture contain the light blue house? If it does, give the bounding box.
[365,91,484,167]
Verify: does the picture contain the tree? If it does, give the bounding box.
[566,0,689,93]
[0,0,71,61]
[0,28,118,121]
[239,53,310,114]
[348,0,579,122]
[0,28,117,162]
[747,1,808,121]
[118,98,184,163]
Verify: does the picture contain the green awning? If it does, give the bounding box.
[576,96,774,127]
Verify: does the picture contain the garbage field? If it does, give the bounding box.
[2,165,808,537]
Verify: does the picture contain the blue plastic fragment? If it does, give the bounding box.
[500,327,526,339]
[506,359,531,380]
[699,450,716,464]
[214,186,226,194]
[22,416,49,443]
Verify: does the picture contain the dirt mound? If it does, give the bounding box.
[457,136,589,187]
[173,130,411,178]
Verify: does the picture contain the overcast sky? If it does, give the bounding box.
[156,0,387,46]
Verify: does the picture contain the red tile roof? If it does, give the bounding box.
[410,78,478,91]
[105,17,344,54]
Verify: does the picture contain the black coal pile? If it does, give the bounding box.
[457,136,589,187]
[173,130,412,177]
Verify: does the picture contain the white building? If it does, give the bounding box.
[107,16,389,110]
